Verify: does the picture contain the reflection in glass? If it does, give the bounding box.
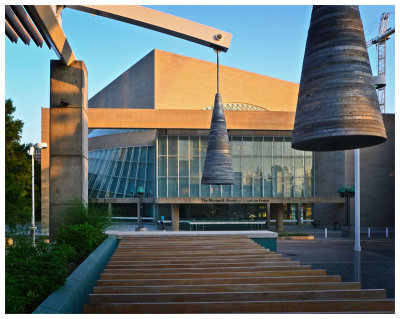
[158,157,167,176]
[201,183,210,197]
[263,137,273,156]
[158,136,167,155]
[158,177,167,197]
[168,136,178,156]
[232,137,242,156]
[153,135,314,199]
[168,157,178,177]
[179,178,189,197]
[117,178,127,195]
[243,137,252,155]
[253,137,262,156]
[168,177,178,197]
[211,185,221,198]
[190,136,199,156]
[190,177,199,197]
[190,157,199,177]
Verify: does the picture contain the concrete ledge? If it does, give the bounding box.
[33,235,118,314]
[107,230,278,238]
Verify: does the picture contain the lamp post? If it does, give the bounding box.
[354,149,361,282]
[338,187,355,226]
[136,186,145,231]
[28,142,47,246]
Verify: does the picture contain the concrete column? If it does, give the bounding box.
[275,204,284,233]
[171,204,180,231]
[41,108,50,234]
[49,60,88,238]
[297,203,302,228]
[108,203,112,222]
[266,202,271,230]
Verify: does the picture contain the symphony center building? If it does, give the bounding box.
[41,49,394,232]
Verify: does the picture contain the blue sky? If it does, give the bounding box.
[4,5,396,145]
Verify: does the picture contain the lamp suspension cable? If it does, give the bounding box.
[216,50,220,94]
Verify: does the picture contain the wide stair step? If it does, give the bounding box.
[84,235,394,313]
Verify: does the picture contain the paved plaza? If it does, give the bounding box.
[278,237,395,298]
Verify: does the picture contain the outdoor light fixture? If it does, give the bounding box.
[291,5,387,152]
[136,186,145,231]
[29,142,47,246]
[201,50,234,185]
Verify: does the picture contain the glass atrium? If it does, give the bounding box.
[88,133,313,200]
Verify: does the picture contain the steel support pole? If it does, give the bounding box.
[108,202,112,222]
[30,147,37,246]
[139,197,143,228]
[354,148,361,282]
[266,203,271,230]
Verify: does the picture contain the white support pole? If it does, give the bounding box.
[325,228,327,239]
[368,227,370,239]
[30,146,37,246]
[354,149,361,282]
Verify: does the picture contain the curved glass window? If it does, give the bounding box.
[88,145,155,199]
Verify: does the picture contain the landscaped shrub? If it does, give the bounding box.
[278,232,310,236]
[5,236,77,314]
[55,222,107,261]
[5,198,109,313]
[63,200,109,229]
[6,217,107,313]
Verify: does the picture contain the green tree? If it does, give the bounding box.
[5,99,31,227]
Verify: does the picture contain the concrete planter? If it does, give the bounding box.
[33,235,117,314]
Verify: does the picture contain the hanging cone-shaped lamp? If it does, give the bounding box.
[201,51,234,185]
[292,5,387,152]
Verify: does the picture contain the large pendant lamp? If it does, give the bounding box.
[292,5,387,152]
[201,51,234,185]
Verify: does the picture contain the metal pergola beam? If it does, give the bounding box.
[5,19,19,43]
[25,5,77,66]
[11,5,44,47]
[6,5,31,45]
[66,5,232,52]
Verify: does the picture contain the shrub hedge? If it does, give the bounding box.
[5,222,107,314]
[55,222,107,262]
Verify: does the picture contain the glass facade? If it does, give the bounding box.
[88,146,155,199]
[87,134,314,201]
[157,135,314,198]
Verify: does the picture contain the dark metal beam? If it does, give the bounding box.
[5,5,31,45]
[11,5,44,47]
[5,19,18,43]
[24,5,52,49]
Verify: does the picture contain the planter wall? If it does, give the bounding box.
[33,235,117,314]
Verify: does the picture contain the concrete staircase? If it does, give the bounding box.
[84,235,394,314]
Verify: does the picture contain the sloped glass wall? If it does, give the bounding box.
[88,146,155,199]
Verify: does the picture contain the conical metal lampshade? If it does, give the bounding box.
[201,93,234,185]
[292,5,387,151]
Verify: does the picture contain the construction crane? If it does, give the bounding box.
[366,12,395,113]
